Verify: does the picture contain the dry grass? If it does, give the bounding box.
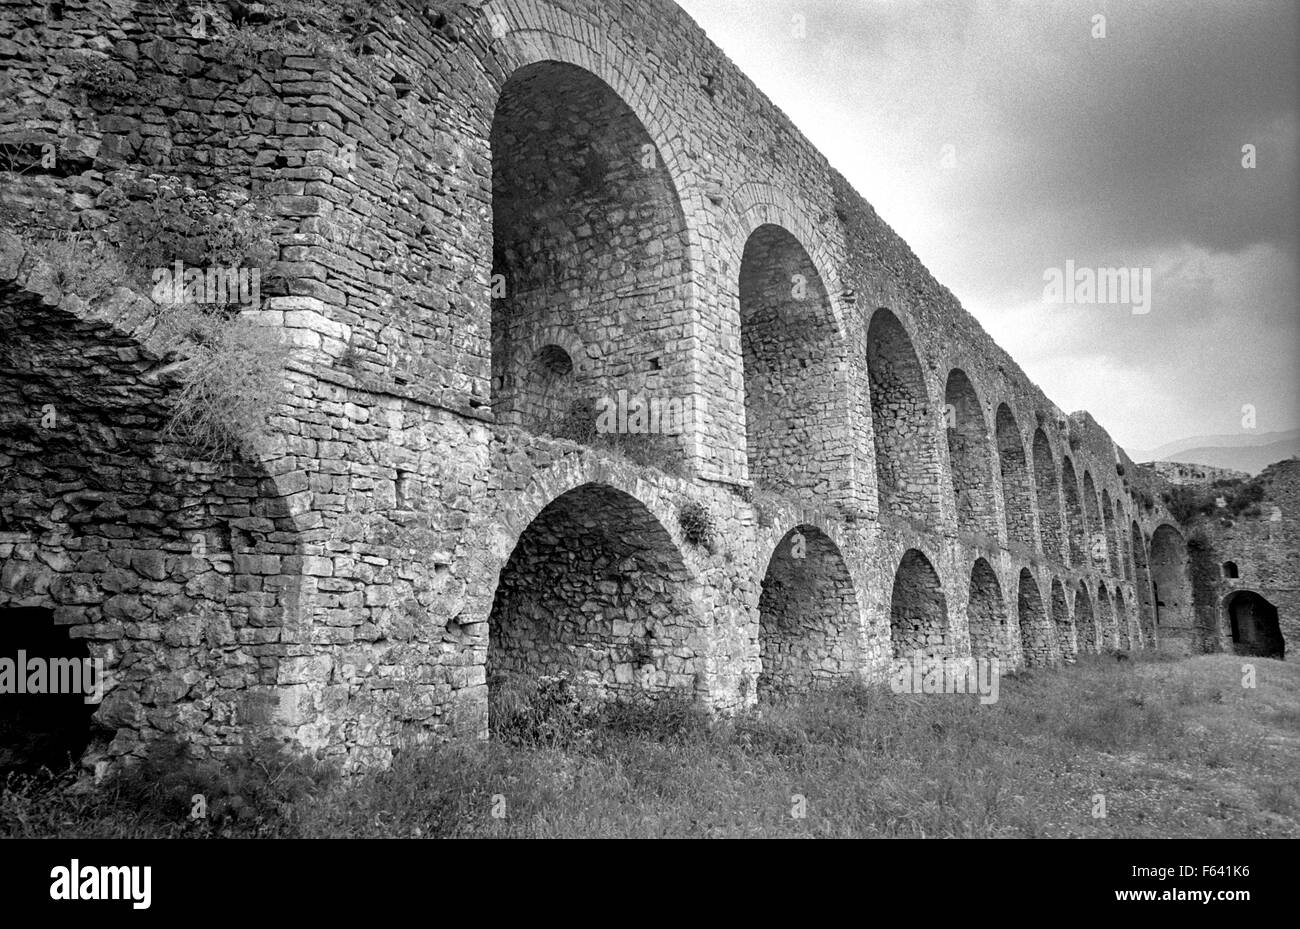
[3,653,1296,838]
[154,303,288,460]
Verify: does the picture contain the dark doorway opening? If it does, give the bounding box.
[0,607,97,777]
[1226,592,1285,659]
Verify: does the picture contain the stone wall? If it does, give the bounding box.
[0,0,1246,772]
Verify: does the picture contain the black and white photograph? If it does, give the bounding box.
[0,0,1293,903]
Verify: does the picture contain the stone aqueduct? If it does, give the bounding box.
[0,0,1204,769]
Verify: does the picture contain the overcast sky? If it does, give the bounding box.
[675,0,1298,454]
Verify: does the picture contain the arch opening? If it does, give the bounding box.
[1083,472,1105,569]
[739,226,844,499]
[1096,582,1116,649]
[1061,457,1086,565]
[490,61,692,468]
[757,526,860,697]
[996,406,1036,549]
[0,607,97,777]
[1032,429,1065,561]
[0,293,302,766]
[1102,490,1121,576]
[486,483,699,724]
[1074,584,1097,653]
[889,549,950,660]
[867,311,940,522]
[1017,569,1054,666]
[944,370,998,536]
[1051,579,1074,659]
[967,558,1010,662]
[1225,591,1284,659]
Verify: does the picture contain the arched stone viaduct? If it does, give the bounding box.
[0,0,1201,769]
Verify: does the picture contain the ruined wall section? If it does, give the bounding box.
[1192,460,1298,657]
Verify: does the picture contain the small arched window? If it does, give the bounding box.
[1222,561,1240,579]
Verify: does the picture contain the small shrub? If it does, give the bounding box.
[678,499,716,550]
[115,176,276,282]
[64,54,140,100]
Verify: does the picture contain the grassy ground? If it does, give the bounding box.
[2,652,1296,838]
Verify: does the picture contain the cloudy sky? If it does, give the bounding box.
[676,0,1298,454]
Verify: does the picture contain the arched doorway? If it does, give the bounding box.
[1225,591,1284,659]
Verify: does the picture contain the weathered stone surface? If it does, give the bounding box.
[0,0,1275,776]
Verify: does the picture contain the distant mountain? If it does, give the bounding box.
[1127,429,1300,476]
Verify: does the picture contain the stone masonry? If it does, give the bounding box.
[0,0,1288,773]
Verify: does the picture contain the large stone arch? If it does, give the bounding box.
[1032,428,1065,561]
[967,557,1011,662]
[1074,582,1098,653]
[1061,456,1086,565]
[888,548,950,660]
[757,525,861,697]
[944,369,998,537]
[489,59,696,473]
[0,246,309,767]
[738,223,853,503]
[867,309,941,523]
[1150,523,1194,653]
[1017,569,1054,666]
[482,2,721,474]
[995,404,1036,550]
[486,480,703,714]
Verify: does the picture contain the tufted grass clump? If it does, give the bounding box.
[155,303,288,461]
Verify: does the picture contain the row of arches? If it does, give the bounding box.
[484,477,1147,725]
[484,59,1133,570]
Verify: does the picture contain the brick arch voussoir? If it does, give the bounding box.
[727,183,848,342]
[485,4,709,289]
